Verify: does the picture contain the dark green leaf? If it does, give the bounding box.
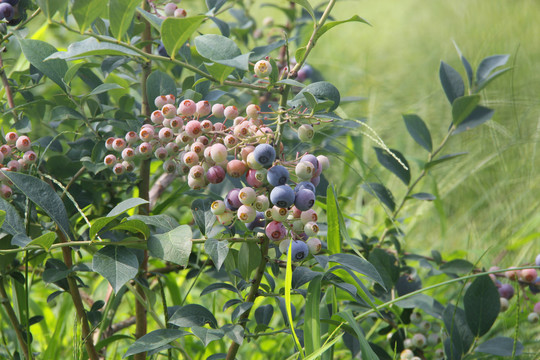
[425,152,468,170]
[373,147,410,185]
[475,67,511,93]
[206,0,227,14]
[475,337,523,356]
[148,225,192,266]
[453,106,494,134]
[337,311,379,360]
[191,198,215,236]
[443,304,474,355]
[452,95,480,126]
[209,16,230,37]
[361,182,395,212]
[316,15,371,41]
[146,71,177,111]
[238,242,261,280]
[328,253,385,288]
[0,198,31,247]
[249,40,286,61]
[403,114,432,152]
[464,275,500,336]
[292,266,319,289]
[20,40,68,91]
[109,0,140,40]
[200,282,239,296]
[36,0,68,19]
[111,219,150,239]
[440,259,474,275]
[255,304,274,326]
[46,38,140,61]
[368,248,399,290]
[195,34,249,70]
[221,324,244,345]
[128,214,179,232]
[304,275,322,355]
[72,0,107,33]
[88,83,124,96]
[290,0,315,22]
[291,81,341,111]
[410,192,436,201]
[136,7,163,31]
[95,334,132,352]
[192,326,224,347]
[161,16,206,59]
[204,238,229,271]
[123,329,190,358]
[439,61,464,104]
[3,172,73,240]
[27,232,57,250]
[476,55,509,85]
[92,246,139,293]
[231,302,253,322]
[169,304,218,328]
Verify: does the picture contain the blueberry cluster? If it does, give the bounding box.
[103,94,328,261]
[0,131,36,199]
[491,254,540,322]
[0,0,18,21]
[397,312,444,360]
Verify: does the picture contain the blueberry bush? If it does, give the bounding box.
[0,1,538,359]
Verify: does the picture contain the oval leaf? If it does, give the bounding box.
[20,39,68,91]
[92,246,139,293]
[46,37,141,61]
[403,114,432,152]
[123,329,190,358]
[0,198,31,247]
[204,238,229,271]
[453,106,494,134]
[161,15,206,59]
[109,0,140,40]
[361,182,395,212]
[452,95,481,127]
[72,0,107,33]
[148,225,192,266]
[373,147,410,185]
[146,71,177,111]
[168,304,218,328]
[439,61,464,104]
[475,337,523,357]
[464,275,500,337]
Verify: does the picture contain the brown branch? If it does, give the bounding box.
[149,173,176,211]
[0,277,32,360]
[103,316,137,338]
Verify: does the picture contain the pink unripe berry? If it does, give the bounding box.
[0,145,11,158]
[254,60,272,77]
[301,209,318,224]
[224,135,237,148]
[105,137,115,151]
[197,136,209,146]
[164,3,177,17]
[1,184,13,199]
[210,143,228,163]
[139,126,155,141]
[233,116,245,126]
[505,268,519,280]
[521,269,537,283]
[123,161,135,172]
[183,151,199,167]
[154,147,168,160]
[7,160,20,172]
[265,221,287,241]
[237,205,256,223]
[179,99,197,117]
[174,8,187,18]
[16,136,32,152]
[211,200,227,215]
[246,169,263,188]
[411,333,426,348]
[227,159,247,178]
[185,120,202,137]
[200,120,213,133]
[113,163,125,175]
[151,110,165,124]
[188,175,206,190]
[206,165,226,184]
[125,131,139,144]
[23,151,37,164]
[246,104,260,119]
[158,127,174,142]
[240,145,255,161]
[212,103,225,118]
[534,301,540,314]
[196,101,211,117]
[138,142,153,157]
[170,116,184,129]
[190,141,205,156]
[224,106,239,120]
[233,122,250,138]
[214,123,225,131]
[5,132,18,145]
[154,95,169,109]
[306,238,322,254]
[161,104,177,119]
[189,165,204,179]
[104,154,117,166]
[112,138,126,152]
[121,147,136,160]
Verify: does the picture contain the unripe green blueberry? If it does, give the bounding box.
[104,154,117,167]
[419,320,431,333]
[187,175,206,189]
[217,209,234,225]
[317,155,329,171]
[291,219,304,233]
[190,141,205,156]
[434,349,445,359]
[254,60,272,77]
[253,195,269,212]
[403,338,413,349]
[300,209,318,224]
[113,163,125,175]
[262,16,274,27]
[411,357,421,360]
[247,152,264,170]
[211,200,226,215]
[279,239,291,254]
[400,349,414,360]
[153,146,167,160]
[189,165,204,179]
[237,205,256,223]
[224,135,237,148]
[238,187,256,205]
[298,124,314,141]
[295,161,315,181]
[410,311,422,324]
[304,221,319,236]
[183,151,199,167]
[528,312,539,324]
[270,206,289,222]
[500,297,509,312]
[164,2,177,16]
[306,238,322,254]
[233,116,246,126]
[411,333,426,348]
[427,333,440,346]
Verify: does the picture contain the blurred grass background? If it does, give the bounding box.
[293,0,540,268]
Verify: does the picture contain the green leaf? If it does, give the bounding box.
[36,0,68,19]
[373,147,410,185]
[194,34,248,70]
[255,304,274,326]
[476,55,509,85]
[19,39,68,91]
[452,95,480,126]
[326,185,340,254]
[0,198,31,247]
[95,334,132,352]
[72,0,107,33]
[200,282,239,296]
[453,106,494,134]
[304,275,322,356]
[475,337,523,357]
[192,326,224,347]
[250,40,286,61]
[425,152,468,170]
[439,259,474,275]
[204,238,229,271]
[92,246,139,293]
[191,198,215,236]
[410,192,436,201]
[238,242,261,280]
[109,0,140,40]
[464,275,500,337]
[443,304,474,355]
[361,182,395,212]
[475,67,511,93]
[128,214,179,232]
[27,232,57,251]
[439,61,464,104]
[2,171,73,241]
[148,225,192,266]
[88,83,124,96]
[285,240,305,359]
[291,81,341,111]
[295,46,307,64]
[168,304,218,328]
[222,324,244,345]
[337,311,379,360]
[276,79,306,88]
[136,7,163,31]
[316,15,371,41]
[161,15,206,59]
[231,302,253,322]
[290,0,315,22]
[0,210,4,228]
[368,248,399,290]
[403,114,432,152]
[123,329,190,358]
[111,219,150,239]
[453,41,473,87]
[107,198,148,217]
[328,253,385,288]
[146,70,177,112]
[46,38,141,60]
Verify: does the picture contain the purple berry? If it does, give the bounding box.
[302,154,319,170]
[253,144,276,168]
[498,283,514,300]
[529,276,540,294]
[290,240,309,262]
[267,165,289,186]
[270,185,295,209]
[0,3,14,21]
[295,181,316,194]
[206,166,226,184]
[247,212,265,231]
[225,189,242,211]
[294,189,316,211]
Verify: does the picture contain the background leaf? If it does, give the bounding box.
[439,61,464,104]
[72,0,108,33]
[109,0,140,40]
[20,40,68,91]
[161,16,206,59]
[92,246,139,293]
[464,275,500,336]
[0,198,31,247]
[168,304,218,328]
[191,198,215,236]
[123,329,189,358]
[373,147,410,185]
[475,337,523,357]
[403,114,433,152]
[361,183,395,212]
[146,71,177,111]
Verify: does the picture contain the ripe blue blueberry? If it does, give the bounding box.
[253,144,276,168]
[290,240,309,262]
[498,283,514,300]
[225,188,242,211]
[270,185,295,208]
[3,0,20,5]
[529,276,540,294]
[295,181,316,194]
[267,165,289,186]
[294,189,315,211]
[247,211,265,231]
[0,3,14,20]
